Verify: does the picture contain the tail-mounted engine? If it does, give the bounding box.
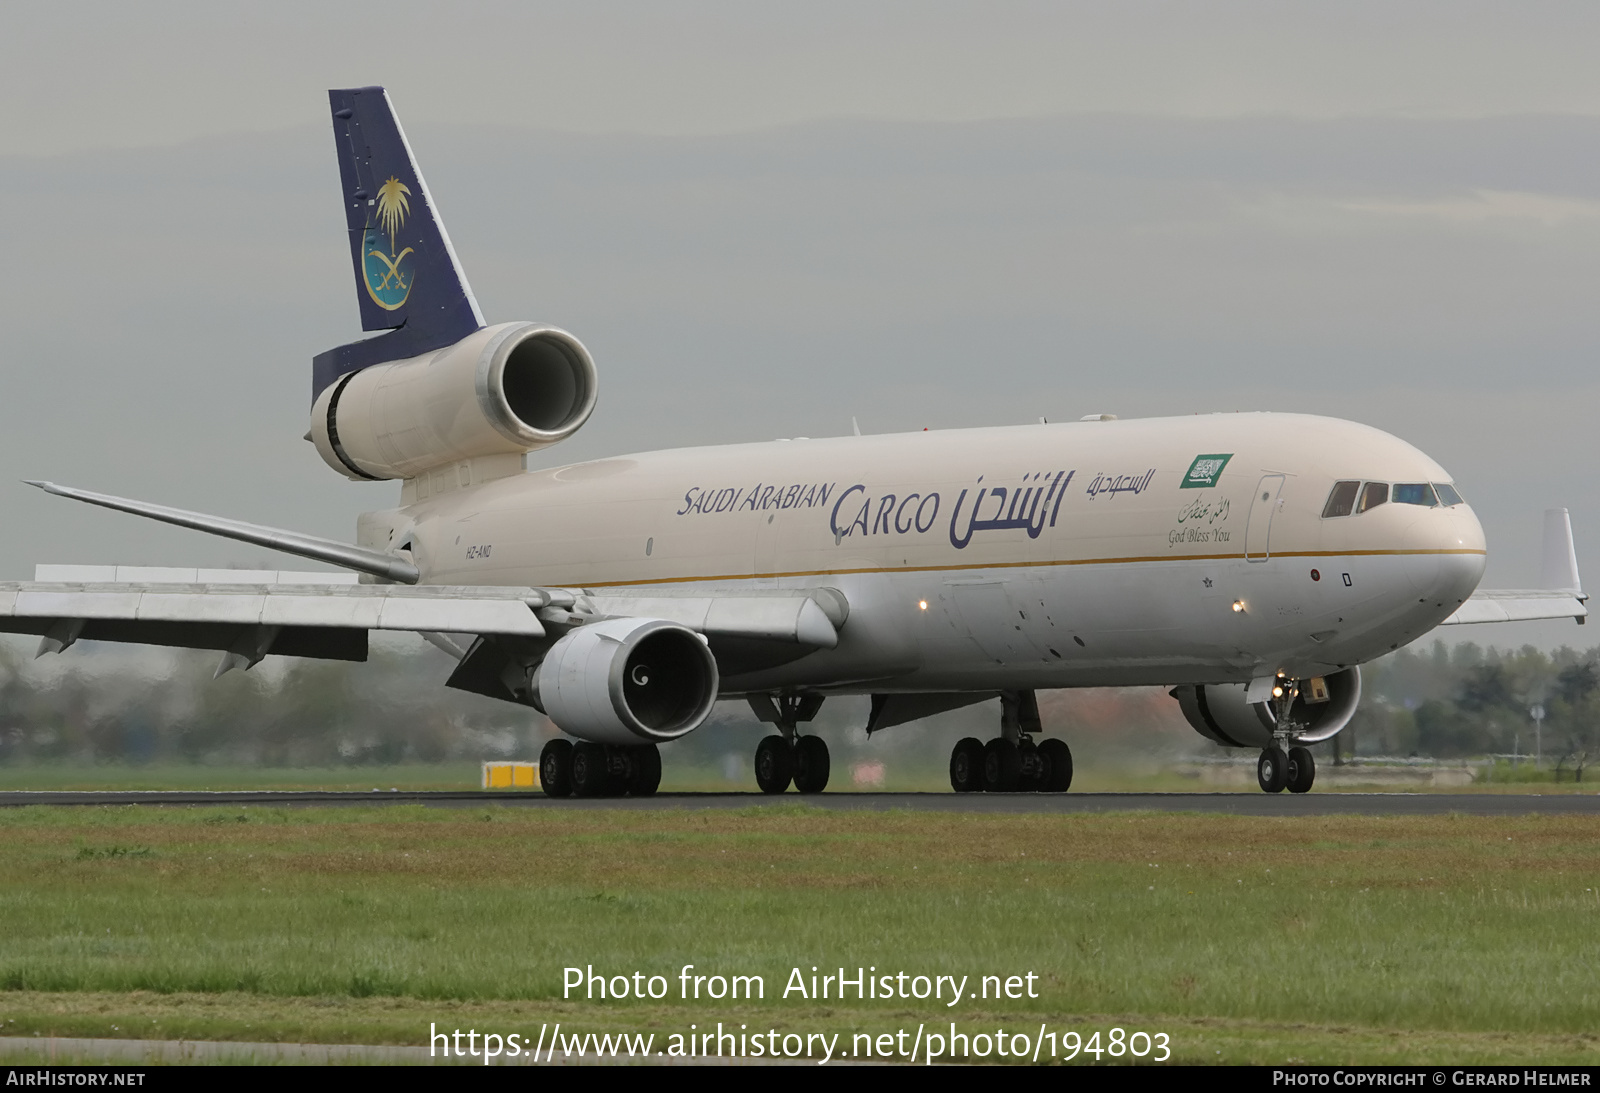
[538,618,720,745]
[1171,666,1362,749]
[310,322,598,481]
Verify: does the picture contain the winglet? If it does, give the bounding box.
[1541,508,1583,596]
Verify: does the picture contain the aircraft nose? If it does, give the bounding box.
[1453,504,1488,557]
[1409,504,1487,600]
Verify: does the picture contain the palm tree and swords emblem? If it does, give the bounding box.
[362,176,415,310]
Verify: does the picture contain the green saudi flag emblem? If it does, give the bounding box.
[1182,454,1232,488]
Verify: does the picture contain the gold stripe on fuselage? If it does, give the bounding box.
[573,547,1488,590]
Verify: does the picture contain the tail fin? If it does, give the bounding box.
[312,86,485,399]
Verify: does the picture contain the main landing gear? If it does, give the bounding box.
[539,739,662,798]
[949,690,1073,793]
[748,694,830,794]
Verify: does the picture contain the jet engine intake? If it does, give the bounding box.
[1172,666,1361,749]
[311,322,597,481]
[537,618,719,745]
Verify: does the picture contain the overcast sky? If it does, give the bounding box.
[1,2,1597,650]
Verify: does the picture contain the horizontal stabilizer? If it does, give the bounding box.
[24,481,419,584]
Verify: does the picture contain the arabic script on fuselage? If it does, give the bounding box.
[1168,493,1233,546]
[1084,469,1156,500]
[675,469,1079,551]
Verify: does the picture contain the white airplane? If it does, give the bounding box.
[2,88,1586,797]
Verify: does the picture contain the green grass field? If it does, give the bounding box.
[0,802,1596,1064]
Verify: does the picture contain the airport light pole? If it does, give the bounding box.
[1529,704,1546,769]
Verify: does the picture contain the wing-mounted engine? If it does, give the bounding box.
[1171,666,1361,749]
[537,617,720,745]
[310,322,597,482]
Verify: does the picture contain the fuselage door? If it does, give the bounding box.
[1245,475,1286,562]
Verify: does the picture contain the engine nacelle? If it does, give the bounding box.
[537,618,720,745]
[1172,666,1362,749]
[311,322,597,481]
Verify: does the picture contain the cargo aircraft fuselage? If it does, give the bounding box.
[7,87,1584,799]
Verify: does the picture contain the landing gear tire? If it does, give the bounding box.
[793,736,830,794]
[571,741,612,797]
[1017,739,1044,790]
[1257,745,1290,793]
[950,737,986,793]
[983,737,1022,793]
[540,739,574,798]
[628,744,662,797]
[1286,746,1315,794]
[1038,738,1074,792]
[755,735,794,794]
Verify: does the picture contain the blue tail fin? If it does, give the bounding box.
[312,86,485,399]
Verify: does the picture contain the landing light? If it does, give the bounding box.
[918,600,928,611]
[1231,600,1245,613]
[1272,686,1284,698]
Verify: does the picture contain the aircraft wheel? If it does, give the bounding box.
[793,736,830,794]
[754,735,794,794]
[1286,746,1316,794]
[540,739,573,798]
[571,742,612,797]
[983,737,1022,793]
[628,744,662,797]
[950,737,985,792]
[1017,739,1045,790]
[1257,746,1290,793]
[1038,738,1073,792]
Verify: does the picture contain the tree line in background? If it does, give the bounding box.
[0,636,1595,770]
[1344,641,1598,774]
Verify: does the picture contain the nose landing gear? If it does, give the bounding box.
[1256,745,1290,793]
[1256,677,1318,793]
[1257,744,1316,793]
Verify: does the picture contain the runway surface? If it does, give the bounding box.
[1,789,1597,814]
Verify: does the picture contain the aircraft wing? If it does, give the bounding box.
[7,485,845,692]
[1438,589,1587,626]
[0,566,843,676]
[1438,508,1587,627]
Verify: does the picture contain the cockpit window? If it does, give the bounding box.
[1324,479,1447,516]
[1322,481,1360,518]
[1357,481,1388,514]
[1393,483,1438,507]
